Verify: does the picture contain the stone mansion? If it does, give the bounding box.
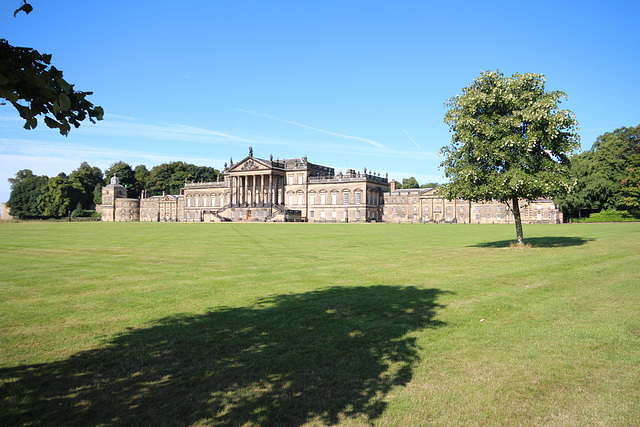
[100,149,562,224]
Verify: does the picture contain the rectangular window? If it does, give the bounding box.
[288,176,293,185]
[297,194,303,205]
[297,175,303,185]
[310,211,315,219]
[321,193,326,205]
[496,206,501,211]
[310,194,315,205]
[344,210,348,220]
[332,210,337,219]
[356,210,361,219]
[475,206,479,212]
[537,204,542,210]
[459,206,464,212]
[486,206,490,211]
[447,206,451,212]
[320,210,326,219]
[486,214,491,221]
[288,194,293,205]
[331,193,337,205]
[476,214,480,221]
[187,212,191,219]
[344,193,349,204]
[496,213,501,222]
[550,204,555,210]
[355,192,362,204]
[537,213,542,220]
[413,214,417,221]
[550,212,555,221]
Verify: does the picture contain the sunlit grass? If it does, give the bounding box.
[1,222,638,425]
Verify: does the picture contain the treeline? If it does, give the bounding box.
[555,125,640,218]
[395,177,439,189]
[6,161,220,219]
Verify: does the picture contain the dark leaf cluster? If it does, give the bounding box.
[0,39,104,135]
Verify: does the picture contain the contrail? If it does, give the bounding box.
[403,129,422,150]
[239,109,387,150]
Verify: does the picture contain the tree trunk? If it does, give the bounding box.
[511,196,524,245]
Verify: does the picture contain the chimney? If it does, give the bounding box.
[390,179,396,191]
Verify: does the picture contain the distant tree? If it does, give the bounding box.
[133,165,150,197]
[38,173,82,218]
[556,125,640,217]
[6,169,48,218]
[440,71,579,245]
[420,182,439,188]
[69,162,104,209]
[1,3,103,135]
[399,177,419,189]
[93,183,103,205]
[104,162,137,198]
[621,133,640,217]
[148,162,219,196]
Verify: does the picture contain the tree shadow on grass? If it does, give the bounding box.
[1,286,449,426]
[471,236,594,248]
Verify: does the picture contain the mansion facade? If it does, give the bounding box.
[101,150,388,223]
[384,187,563,224]
[100,149,562,224]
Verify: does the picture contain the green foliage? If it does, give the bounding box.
[572,209,637,223]
[69,162,104,209]
[104,161,137,197]
[556,125,640,217]
[621,134,640,216]
[0,39,103,136]
[6,169,48,218]
[148,162,219,196]
[38,173,83,218]
[399,177,420,189]
[420,182,439,188]
[1,3,103,135]
[133,165,150,197]
[440,70,580,243]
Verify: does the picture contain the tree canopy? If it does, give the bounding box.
[1,2,103,135]
[555,125,640,218]
[439,70,580,244]
[7,160,220,219]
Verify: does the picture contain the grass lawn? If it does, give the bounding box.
[0,222,638,426]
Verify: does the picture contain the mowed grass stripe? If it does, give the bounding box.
[0,222,638,426]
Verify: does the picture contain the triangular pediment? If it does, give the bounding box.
[228,156,274,173]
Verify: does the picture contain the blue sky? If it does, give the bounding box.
[1,0,639,205]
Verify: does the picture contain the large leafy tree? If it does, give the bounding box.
[148,162,219,196]
[399,177,419,189]
[104,162,137,198]
[38,173,82,218]
[621,133,640,217]
[1,2,103,135]
[556,125,640,217]
[440,71,580,244]
[69,162,104,210]
[6,169,48,218]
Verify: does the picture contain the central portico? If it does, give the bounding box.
[226,152,286,212]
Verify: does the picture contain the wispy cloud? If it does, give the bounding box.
[238,109,388,150]
[403,129,422,150]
